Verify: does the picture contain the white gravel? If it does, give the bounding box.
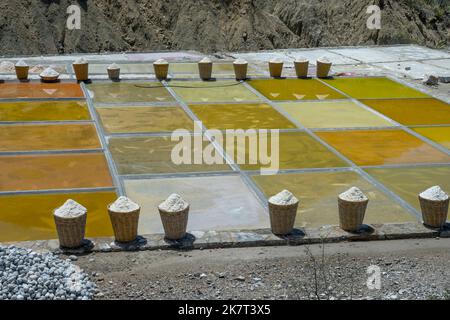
[0,246,96,300]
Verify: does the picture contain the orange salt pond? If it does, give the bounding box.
[0,153,113,192]
[0,82,84,99]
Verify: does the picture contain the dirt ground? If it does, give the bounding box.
[72,238,450,300]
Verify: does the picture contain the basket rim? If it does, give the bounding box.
[268,200,299,208]
[158,205,190,215]
[418,195,450,203]
[338,197,369,204]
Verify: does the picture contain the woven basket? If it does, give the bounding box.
[233,63,248,80]
[159,206,189,240]
[316,60,332,78]
[154,63,169,80]
[15,66,29,80]
[268,202,299,235]
[198,62,213,80]
[419,196,449,228]
[73,63,89,81]
[338,198,368,232]
[108,205,140,243]
[294,61,309,78]
[107,68,120,81]
[269,62,283,78]
[53,212,87,248]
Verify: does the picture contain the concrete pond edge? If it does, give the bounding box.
[3,222,450,256]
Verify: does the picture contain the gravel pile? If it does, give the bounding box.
[0,246,96,300]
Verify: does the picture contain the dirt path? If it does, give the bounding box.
[72,238,450,300]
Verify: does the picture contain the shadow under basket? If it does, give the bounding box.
[53,213,87,248]
[268,202,298,235]
[108,207,141,243]
[158,206,190,240]
[338,198,368,232]
[419,196,449,228]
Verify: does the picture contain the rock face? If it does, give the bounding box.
[0,0,448,55]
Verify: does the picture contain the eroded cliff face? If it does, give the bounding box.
[0,0,448,56]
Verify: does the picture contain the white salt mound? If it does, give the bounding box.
[40,67,59,78]
[269,58,283,64]
[154,59,168,65]
[317,57,331,64]
[74,57,88,65]
[159,194,189,212]
[339,187,368,202]
[107,63,120,70]
[109,196,140,213]
[420,186,449,201]
[269,189,298,206]
[15,59,28,67]
[234,58,248,65]
[54,199,87,218]
[199,57,212,64]
[0,61,15,72]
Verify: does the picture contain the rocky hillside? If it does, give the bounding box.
[0,0,448,56]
